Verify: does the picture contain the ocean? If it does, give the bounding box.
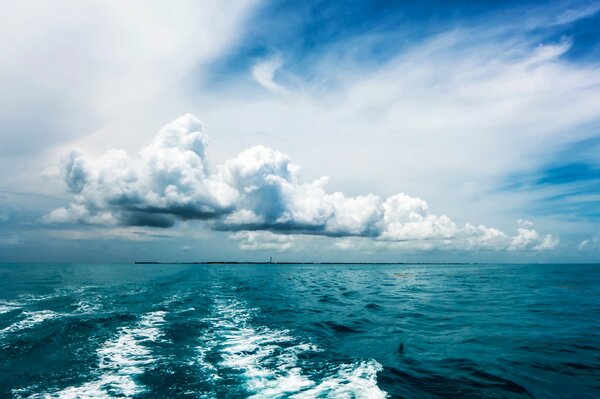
[0,263,598,398]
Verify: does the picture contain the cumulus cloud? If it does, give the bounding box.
[231,231,295,251]
[338,220,557,252]
[508,219,560,251]
[44,114,238,227]
[45,114,558,251]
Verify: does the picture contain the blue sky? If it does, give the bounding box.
[0,0,599,262]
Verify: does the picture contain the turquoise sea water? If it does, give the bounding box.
[0,263,598,398]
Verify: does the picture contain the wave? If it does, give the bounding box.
[1,310,58,335]
[24,311,167,398]
[2,287,101,315]
[1,289,105,339]
[290,361,386,399]
[9,296,387,398]
[0,301,21,314]
[215,299,317,397]
[197,297,388,398]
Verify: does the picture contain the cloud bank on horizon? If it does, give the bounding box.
[44,114,558,252]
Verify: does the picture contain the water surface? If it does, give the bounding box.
[0,263,598,398]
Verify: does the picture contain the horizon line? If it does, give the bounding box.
[131,261,600,266]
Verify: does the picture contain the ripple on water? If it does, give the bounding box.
[316,321,362,334]
[364,303,383,311]
[4,263,595,398]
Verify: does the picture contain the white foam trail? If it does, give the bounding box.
[30,311,167,399]
[0,301,21,314]
[73,298,102,315]
[199,298,388,399]
[71,288,103,315]
[1,310,58,334]
[290,360,387,399]
[2,287,100,317]
[0,291,69,317]
[196,331,219,382]
[1,290,104,343]
[217,300,315,398]
[0,289,101,339]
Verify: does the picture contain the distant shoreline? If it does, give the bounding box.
[135,261,472,265]
[132,261,568,265]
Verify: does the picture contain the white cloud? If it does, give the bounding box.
[379,194,457,241]
[43,204,118,226]
[508,220,560,251]
[551,2,600,26]
[578,236,600,250]
[0,0,259,192]
[191,20,600,249]
[252,56,288,93]
[45,114,558,252]
[231,231,295,251]
[335,220,558,252]
[44,114,238,227]
[4,1,596,257]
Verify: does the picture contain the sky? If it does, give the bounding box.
[0,0,599,263]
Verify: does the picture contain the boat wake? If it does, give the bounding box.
[12,295,387,398]
[1,310,59,336]
[23,311,167,398]
[197,297,388,399]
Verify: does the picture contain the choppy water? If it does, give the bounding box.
[0,263,598,398]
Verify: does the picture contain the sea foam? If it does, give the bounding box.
[26,311,167,398]
[198,297,388,398]
[1,310,59,335]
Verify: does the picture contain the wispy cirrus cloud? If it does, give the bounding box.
[252,55,288,94]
